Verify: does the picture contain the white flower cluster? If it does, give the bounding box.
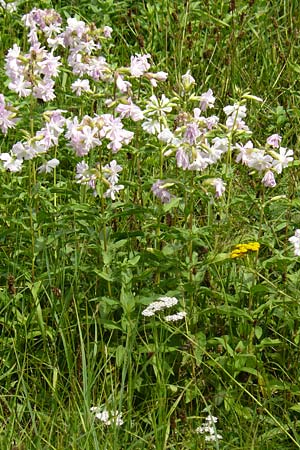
[196,414,223,442]
[0,109,65,173]
[142,296,178,317]
[164,311,187,322]
[90,406,124,427]
[141,296,186,323]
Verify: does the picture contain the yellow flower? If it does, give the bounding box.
[230,241,260,259]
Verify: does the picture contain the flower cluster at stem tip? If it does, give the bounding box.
[230,241,260,259]
[0,6,295,208]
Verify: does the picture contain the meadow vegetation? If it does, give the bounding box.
[1,1,300,449]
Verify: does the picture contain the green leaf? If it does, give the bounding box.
[254,326,263,340]
[289,404,300,413]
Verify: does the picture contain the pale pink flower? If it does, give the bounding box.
[211,178,226,198]
[0,153,23,172]
[116,74,131,93]
[267,133,282,148]
[115,98,144,121]
[247,150,273,172]
[235,140,254,165]
[103,160,122,184]
[176,148,189,170]
[130,53,151,77]
[184,122,200,145]
[199,88,215,111]
[262,170,276,187]
[71,79,91,96]
[37,158,60,173]
[151,180,174,203]
[271,147,293,174]
[223,103,247,119]
[104,183,124,200]
[142,119,161,135]
[103,26,113,38]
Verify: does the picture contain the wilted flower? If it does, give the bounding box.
[151,180,174,203]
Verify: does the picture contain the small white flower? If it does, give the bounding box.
[196,414,222,442]
[267,133,282,148]
[211,178,226,198]
[289,229,300,256]
[103,183,124,201]
[130,53,151,77]
[103,159,123,184]
[71,79,91,96]
[37,158,60,173]
[271,147,293,174]
[91,407,123,426]
[0,152,23,172]
[199,88,215,111]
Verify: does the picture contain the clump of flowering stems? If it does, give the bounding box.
[0,7,294,204]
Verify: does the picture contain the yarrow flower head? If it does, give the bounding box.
[164,311,187,322]
[90,406,124,427]
[142,296,178,317]
[196,414,222,443]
